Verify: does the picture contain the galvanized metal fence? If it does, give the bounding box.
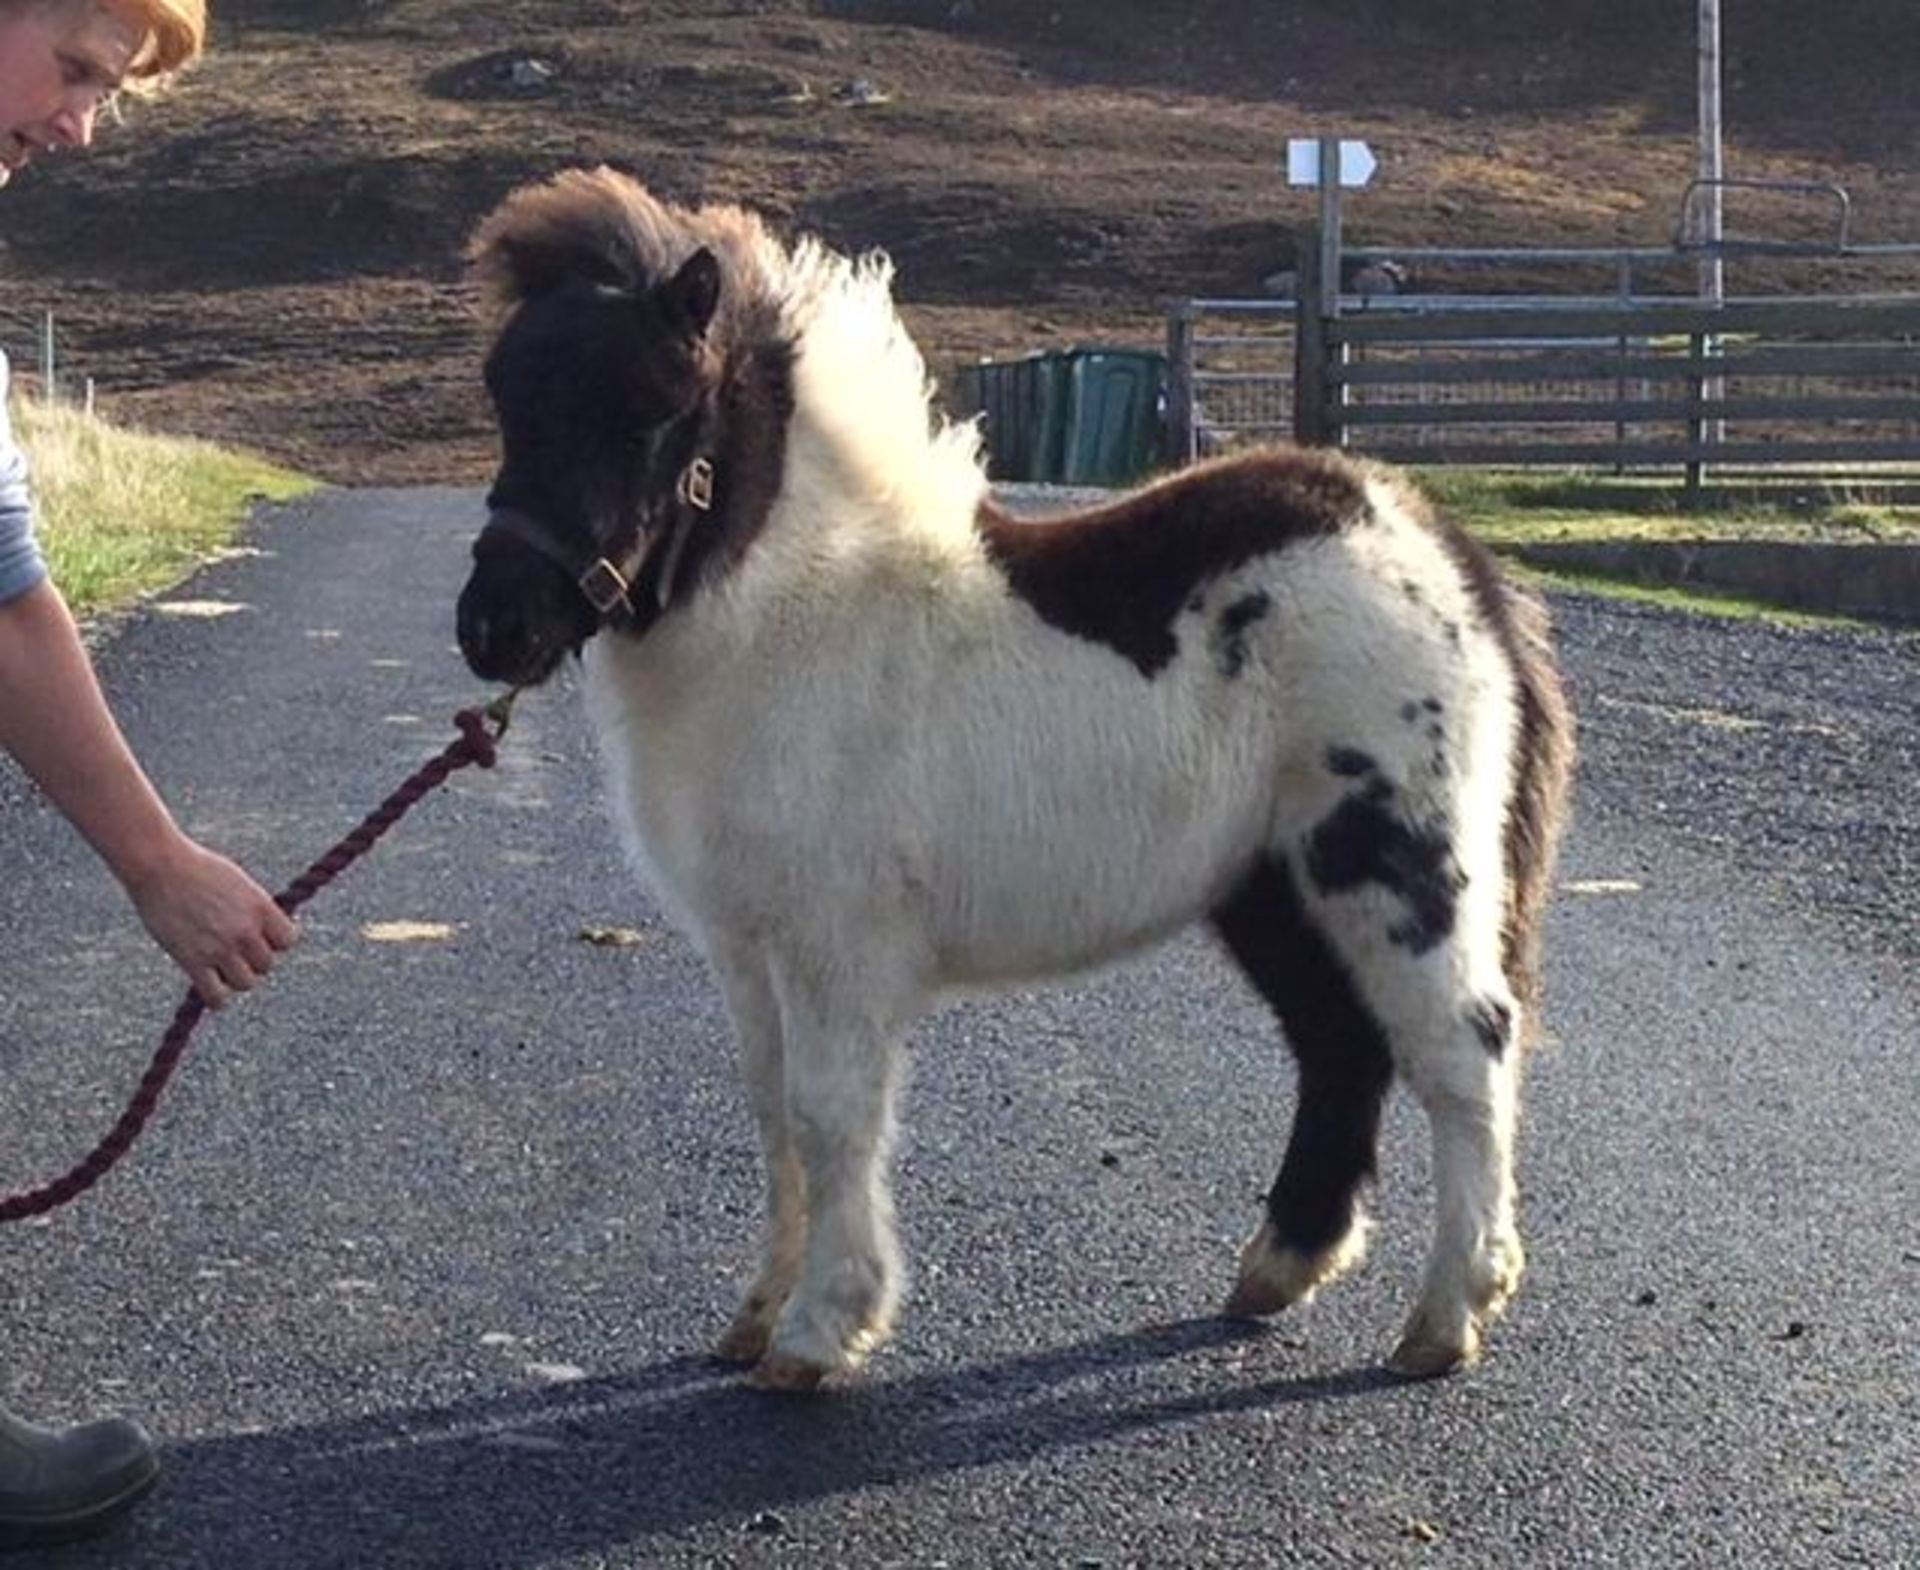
[1168,239,1920,491]
[1309,297,1920,493]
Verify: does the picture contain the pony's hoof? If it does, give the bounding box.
[1223,1219,1366,1318]
[1386,1329,1479,1380]
[1475,1237,1526,1316]
[713,1317,773,1366]
[747,1353,830,1394]
[1222,1274,1304,1319]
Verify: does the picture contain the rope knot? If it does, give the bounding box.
[454,707,501,768]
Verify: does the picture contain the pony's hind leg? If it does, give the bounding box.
[1383,985,1525,1378]
[1290,811,1527,1378]
[708,946,808,1366]
[1212,857,1394,1318]
[749,965,910,1392]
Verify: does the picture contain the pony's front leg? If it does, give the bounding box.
[750,982,909,1393]
[708,948,808,1366]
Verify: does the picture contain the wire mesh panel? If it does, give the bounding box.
[1171,300,1297,460]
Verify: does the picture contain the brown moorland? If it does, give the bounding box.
[1,0,1914,484]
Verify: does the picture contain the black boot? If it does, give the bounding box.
[0,1402,159,1550]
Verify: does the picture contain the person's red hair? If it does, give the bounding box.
[96,0,207,86]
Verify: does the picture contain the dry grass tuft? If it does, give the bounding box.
[15,397,315,614]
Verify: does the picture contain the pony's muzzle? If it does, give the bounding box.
[455,574,526,685]
[457,545,584,688]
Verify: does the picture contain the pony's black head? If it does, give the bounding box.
[457,203,723,688]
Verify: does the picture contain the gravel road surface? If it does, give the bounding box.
[1,489,1912,1568]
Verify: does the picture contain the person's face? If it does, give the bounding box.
[0,1,141,187]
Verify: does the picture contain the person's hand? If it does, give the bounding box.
[125,838,299,1008]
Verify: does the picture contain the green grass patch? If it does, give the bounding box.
[1505,560,1899,632]
[17,398,318,616]
[1416,467,1920,547]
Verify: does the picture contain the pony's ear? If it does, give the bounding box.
[659,248,722,341]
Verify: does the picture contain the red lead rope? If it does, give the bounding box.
[0,699,514,1224]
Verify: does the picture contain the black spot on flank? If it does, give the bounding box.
[1469,997,1515,1057]
[1325,746,1377,778]
[1212,590,1273,678]
[1423,697,1444,714]
[1401,578,1424,604]
[1305,781,1465,954]
[1400,700,1422,724]
[1427,723,1445,744]
[1441,620,1463,646]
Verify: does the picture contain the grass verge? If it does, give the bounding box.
[1499,560,1895,631]
[17,398,319,617]
[1417,468,1920,548]
[1418,468,1918,628]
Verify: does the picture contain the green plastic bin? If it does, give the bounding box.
[956,351,1070,482]
[1058,348,1166,486]
[957,347,1163,485]
[1018,350,1072,483]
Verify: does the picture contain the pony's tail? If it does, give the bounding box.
[1500,586,1577,1050]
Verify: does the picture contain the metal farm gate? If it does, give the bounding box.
[1167,234,1920,495]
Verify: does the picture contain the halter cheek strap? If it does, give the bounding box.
[652,456,715,611]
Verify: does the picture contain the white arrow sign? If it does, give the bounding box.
[1287,138,1377,189]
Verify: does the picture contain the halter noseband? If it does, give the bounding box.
[485,452,717,626]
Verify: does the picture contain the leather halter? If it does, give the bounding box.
[484,453,716,626]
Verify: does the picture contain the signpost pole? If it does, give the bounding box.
[1286,137,1375,451]
[1316,138,1347,446]
[1294,239,1327,446]
[1316,136,1343,321]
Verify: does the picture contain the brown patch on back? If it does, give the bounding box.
[977,447,1369,676]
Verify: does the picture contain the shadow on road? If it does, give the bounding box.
[59,1319,1403,1567]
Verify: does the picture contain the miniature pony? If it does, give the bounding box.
[456,168,1575,1390]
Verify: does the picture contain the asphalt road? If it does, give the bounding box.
[2,488,1913,1569]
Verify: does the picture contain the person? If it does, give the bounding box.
[0,0,297,1548]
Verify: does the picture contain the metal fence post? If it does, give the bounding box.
[1164,301,1196,465]
[39,311,56,404]
[1614,256,1632,474]
[1684,329,1707,506]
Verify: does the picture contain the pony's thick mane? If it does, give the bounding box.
[469,167,986,530]
[468,167,786,354]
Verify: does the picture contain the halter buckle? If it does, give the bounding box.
[678,456,715,512]
[578,557,632,616]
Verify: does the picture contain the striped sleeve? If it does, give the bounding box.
[0,351,49,605]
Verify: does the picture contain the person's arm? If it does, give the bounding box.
[0,578,297,1006]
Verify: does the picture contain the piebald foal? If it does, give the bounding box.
[456,167,1576,1390]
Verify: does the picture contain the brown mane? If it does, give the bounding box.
[466,166,786,357]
